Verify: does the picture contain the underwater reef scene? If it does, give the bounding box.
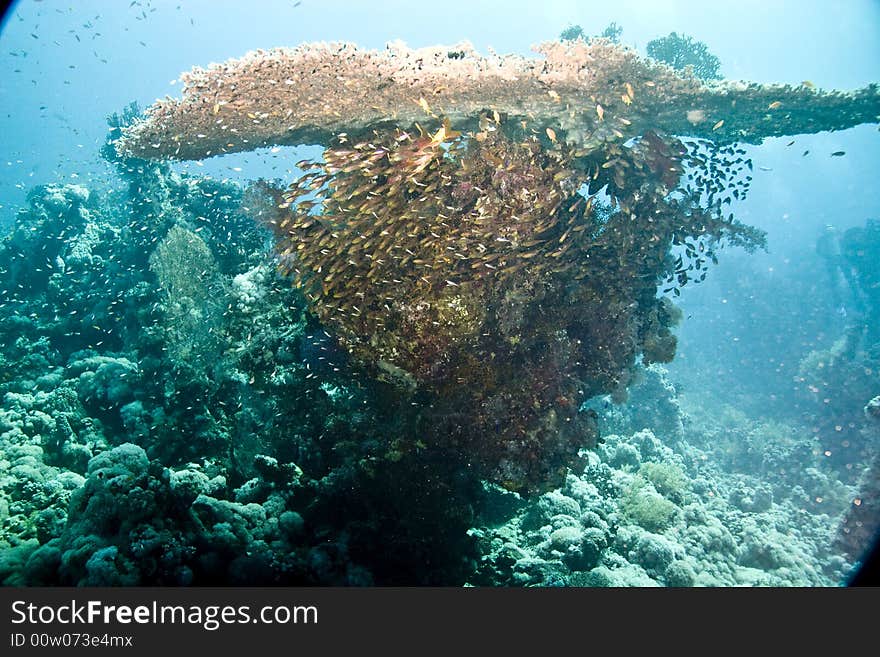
[1,12,879,586]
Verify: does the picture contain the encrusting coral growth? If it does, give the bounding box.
[116,39,880,161]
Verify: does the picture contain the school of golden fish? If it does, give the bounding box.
[255,89,765,492]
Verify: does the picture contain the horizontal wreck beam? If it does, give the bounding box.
[117,39,880,161]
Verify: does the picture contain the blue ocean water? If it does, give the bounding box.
[0,0,878,586]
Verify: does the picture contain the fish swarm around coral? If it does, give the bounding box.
[115,36,877,493]
[255,112,763,493]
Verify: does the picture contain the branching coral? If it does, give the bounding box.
[646,32,722,81]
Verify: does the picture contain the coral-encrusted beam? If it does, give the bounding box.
[116,39,880,161]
